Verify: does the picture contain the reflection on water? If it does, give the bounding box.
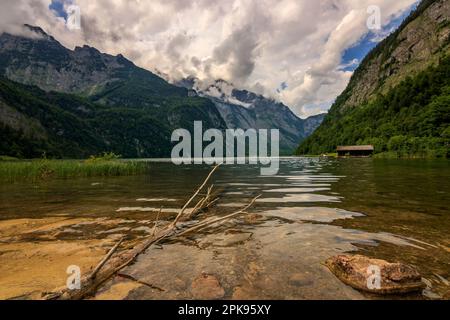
[0,158,449,299]
[261,207,365,223]
[257,193,341,203]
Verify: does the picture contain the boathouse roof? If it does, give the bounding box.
[336,145,374,151]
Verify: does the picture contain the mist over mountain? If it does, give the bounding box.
[0,25,228,158]
[175,78,325,154]
[0,25,323,158]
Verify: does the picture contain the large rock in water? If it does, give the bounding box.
[325,255,425,295]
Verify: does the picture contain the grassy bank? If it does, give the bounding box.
[0,155,150,183]
[299,151,447,159]
[372,151,448,159]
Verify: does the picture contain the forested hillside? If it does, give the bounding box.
[297,0,450,158]
[0,77,171,158]
[0,26,227,158]
[297,56,450,157]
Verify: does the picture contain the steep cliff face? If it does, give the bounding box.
[297,0,450,157]
[337,0,450,113]
[0,25,184,99]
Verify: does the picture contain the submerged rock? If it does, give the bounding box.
[325,255,425,295]
[198,232,253,248]
[288,273,314,287]
[244,213,264,224]
[190,274,225,299]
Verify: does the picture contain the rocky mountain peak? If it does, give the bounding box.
[0,27,154,95]
[173,76,325,153]
[23,24,58,42]
[74,44,99,52]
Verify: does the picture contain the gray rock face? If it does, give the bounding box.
[302,113,326,137]
[339,0,450,112]
[0,24,187,101]
[0,29,117,94]
[212,94,326,154]
[326,255,425,295]
[176,78,326,154]
[213,98,305,154]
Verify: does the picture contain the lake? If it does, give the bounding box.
[0,158,449,299]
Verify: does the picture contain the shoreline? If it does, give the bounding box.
[0,158,150,183]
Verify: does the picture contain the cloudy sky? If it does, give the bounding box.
[1,0,419,117]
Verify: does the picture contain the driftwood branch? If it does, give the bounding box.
[176,195,260,237]
[172,163,221,226]
[90,236,124,279]
[43,164,258,300]
[151,207,162,237]
[117,273,165,292]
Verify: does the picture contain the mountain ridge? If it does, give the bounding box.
[332,0,450,113]
[175,77,326,154]
[0,25,228,158]
[0,24,324,158]
[297,0,450,157]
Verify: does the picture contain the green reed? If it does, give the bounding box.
[0,158,150,183]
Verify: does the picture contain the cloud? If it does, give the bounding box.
[370,26,397,43]
[0,0,418,117]
[212,24,261,84]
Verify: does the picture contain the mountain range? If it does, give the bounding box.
[175,78,325,154]
[4,0,445,160]
[297,0,449,158]
[0,25,323,158]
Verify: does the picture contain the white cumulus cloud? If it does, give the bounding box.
[0,0,418,117]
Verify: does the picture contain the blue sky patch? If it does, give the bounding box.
[49,0,73,20]
[341,2,419,72]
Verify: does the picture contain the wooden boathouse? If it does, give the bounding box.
[337,145,374,157]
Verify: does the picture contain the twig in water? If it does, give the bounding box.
[116,273,165,292]
[176,195,261,237]
[172,163,222,226]
[152,207,162,237]
[42,164,260,300]
[90,236,124,279]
